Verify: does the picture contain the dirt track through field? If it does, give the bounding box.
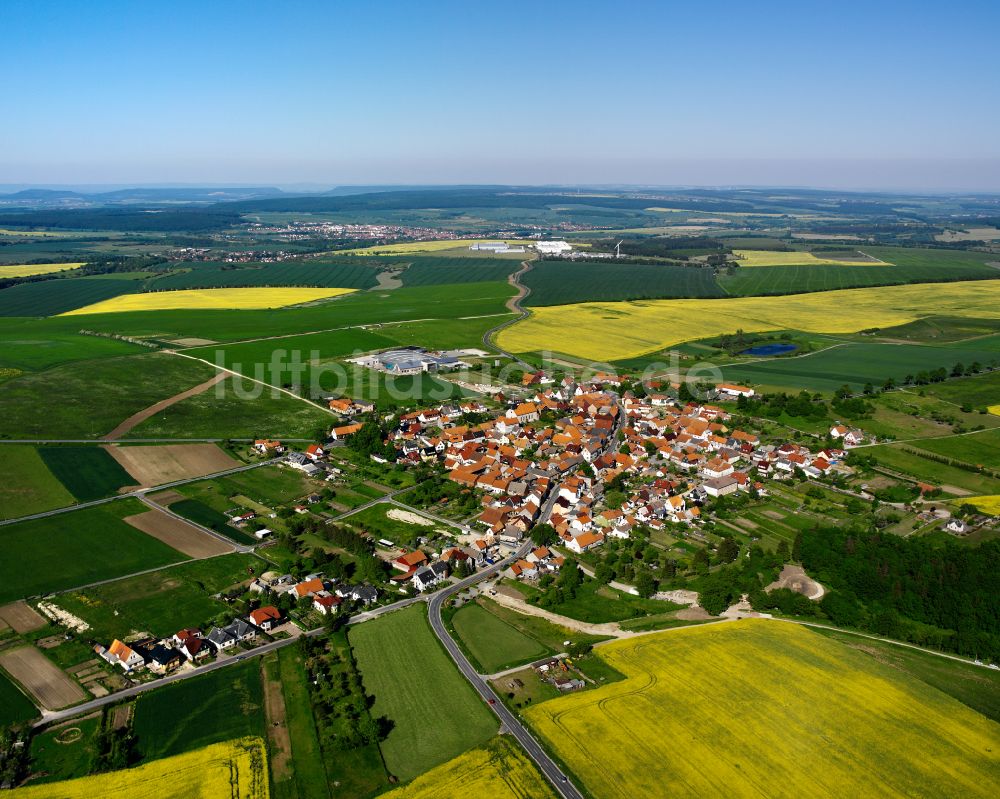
[104,443,238,486]
[0,646,86,709]
[103,372,226,440]
[0,601,47,633]
[262,657,292,782]
[124,508,234,558]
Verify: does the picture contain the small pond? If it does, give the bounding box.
[740,343,798,356]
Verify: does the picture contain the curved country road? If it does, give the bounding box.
[427,542,586,799]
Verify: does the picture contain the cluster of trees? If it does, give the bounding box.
[686,545,786,615]
[92,711,137,773]
[534,559,585,608]
[0,726,29,788]
[299,636,392,753]
[279,514,387,586]
[403,473,481,517]
[347,415,397,462]
[798,527,1000,660]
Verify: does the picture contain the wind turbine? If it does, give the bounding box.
[615,240,624,259]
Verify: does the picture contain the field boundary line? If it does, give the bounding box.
[166,350,335,415]
[0,458,280,528]
[103,373,227,440]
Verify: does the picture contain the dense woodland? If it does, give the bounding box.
[798,527,1000,659]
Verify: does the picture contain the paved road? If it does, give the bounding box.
[34,592,426,729]
[0,457,281,528]
[426,542,585,799]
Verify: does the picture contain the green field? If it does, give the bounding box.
[268,647,331,799]
[0,670,38,725]
[125,375,334,440]
[132,657,265,759]
[173,464,315,511]
[0,445,74,519]
[523,261,725,306]
[718,339,1000,394]
[55,554,263,641]
[45,282,515,343]
[167,498,257,545]
[911,428,1000,470]
[153,259,381,291]
[27,714,102,784]
[866,444,1000,495]
[450,602,548,673]
[350,604,497,781]
[0,277,140,316]
[919,370,1000,408]
[0,352,218,439]
[38,446,136,501]
[0,325,144,372]
[511,578,681,624]
[342,503,444,546]
[0,500,188,603]
[187,326,394,372]
[396,257,516,286]
[378,315,511,351]
[721,246,999,297]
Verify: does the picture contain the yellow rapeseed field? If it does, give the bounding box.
[498,280,1000,361]
[960,495,1000,515]
[733,249,886,266]
[10,737,268,798]
[341,239,525,255]
[0,262,85,278]
[59,286,355,316]
[524,620,1000,799]
[381,737,556,799]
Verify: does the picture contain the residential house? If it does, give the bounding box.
[313,593,342,615]
[96,639,145,673]
[146,644,184,674]
[249,606,283,631]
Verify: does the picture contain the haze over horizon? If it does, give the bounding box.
[2,0,999,191]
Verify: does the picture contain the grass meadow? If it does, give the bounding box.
[0,499,189,603]
[125,376,333,440]
[55,554,263,641]
[449,602,548,673]
[525,620,1000,799]
[0,353,217,439]
[718,340,1000,394]
[27,714,102,784]
[350,604,497,781]
[0,327,144,372]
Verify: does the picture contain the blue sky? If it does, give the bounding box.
[2,0,998,190]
